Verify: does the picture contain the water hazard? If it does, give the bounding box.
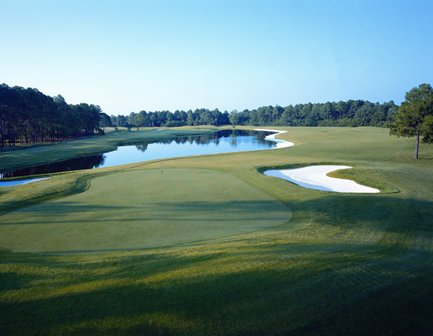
[0,130,280,182]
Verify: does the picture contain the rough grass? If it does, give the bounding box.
[1,126,433,335]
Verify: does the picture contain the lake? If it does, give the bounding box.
[0,130,282,183]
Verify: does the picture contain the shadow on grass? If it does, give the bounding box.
[288,194,433,238]
[2,193,432,246]
[1,242,433,336]
[0,200,291,226]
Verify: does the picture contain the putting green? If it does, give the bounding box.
[0,169,291,252]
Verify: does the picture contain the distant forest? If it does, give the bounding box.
[0,83,398,147]
[0,84,108,147]
[112,101,397,129]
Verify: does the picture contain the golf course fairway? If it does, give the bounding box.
[1,126,433,335]
[0,169,290,252]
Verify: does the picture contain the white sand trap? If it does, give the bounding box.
[0,177,49,187]
[264,165,380,193]
[254,129,294,148]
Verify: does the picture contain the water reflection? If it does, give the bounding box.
[1,130,275,179]
[135,144,148,152]
[1,154,106,179]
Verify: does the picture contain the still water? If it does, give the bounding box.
[1,130,279,183]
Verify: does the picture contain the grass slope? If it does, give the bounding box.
[1,127,433,335]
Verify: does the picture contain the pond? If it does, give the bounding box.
[0,129,289,185]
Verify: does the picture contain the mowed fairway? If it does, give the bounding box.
[1,127,433,335]
[0,169,290,252]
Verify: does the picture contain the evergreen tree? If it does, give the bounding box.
[389,83,433,159]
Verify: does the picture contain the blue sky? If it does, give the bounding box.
[1,0,432,115]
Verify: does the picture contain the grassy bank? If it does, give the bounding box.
[1,127,433,335]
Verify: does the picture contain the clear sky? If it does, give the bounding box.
[1,0,432,115]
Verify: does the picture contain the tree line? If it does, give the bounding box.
[111,109,230,129]
[111,100,397,129]
[0,84,107,147]
[1,83,400,148]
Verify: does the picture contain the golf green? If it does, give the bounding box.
[0,168,291,252]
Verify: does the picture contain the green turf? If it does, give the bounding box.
[1,126,433,335]
[0,169,290,252]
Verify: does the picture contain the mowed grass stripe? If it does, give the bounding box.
[0,169,291,252]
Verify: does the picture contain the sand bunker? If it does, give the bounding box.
[254,129,294,148]
[264,165,380,193]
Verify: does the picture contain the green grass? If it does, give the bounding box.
[0,169,290,252]
[1,126,433,335]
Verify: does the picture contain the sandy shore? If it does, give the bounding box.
[254,129,294,148]
[264,165,380,193]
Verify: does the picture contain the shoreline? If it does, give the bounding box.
[254,128,294,148]
[0,177,49,187]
